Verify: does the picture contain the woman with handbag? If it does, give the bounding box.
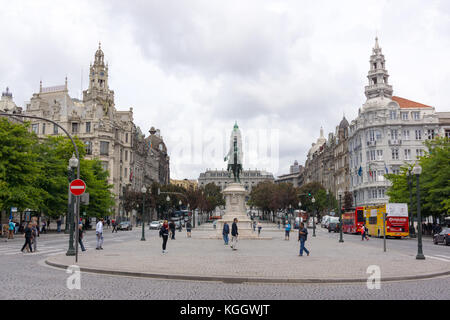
[159,221,169,253]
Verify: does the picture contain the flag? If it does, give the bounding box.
[385,164,389,174]
[369,164,373,178]
[358,166,362,177]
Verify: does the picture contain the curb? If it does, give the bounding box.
[45,259,450,284]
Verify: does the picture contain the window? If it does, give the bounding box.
[125,150,128,161]
[72,123,79,134]
[100,141,109,156]
[32,124,39,134]
[402,130,410,140]
[392,149,399,160]
[377,150,383,161]
[416,149,424,159]
[427,129,435,140]
[378,189,385,198]
[101,162,108,172]
[412,112,420,120]
[445,130,450,139]
[369,150,376,161]
[377,171,385,182]
[86,122,91,133]
[404,149,411,160]
[368,130,375,142]
[415,130,422,140]
[376,131,382,140]
[85,141,92,155]
[126,133,128,143]
[390,111,397,120]
[42,123,46,134]
[53,124,58,134]
[125,168,128,180]
[401,112,409,120]
[390,129,398,140]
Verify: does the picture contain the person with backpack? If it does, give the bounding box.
[159,221,169,253]
[298,222,310,256]
[257,221,262,236]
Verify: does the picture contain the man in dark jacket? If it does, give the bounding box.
[298,222,310,257]
[231,218,238,250]
[169,221,176,240]
[222,222,230,245]
[21,223,33,253]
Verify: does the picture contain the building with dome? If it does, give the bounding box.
[0,87,22,116]
[23,44,168,219]
[348,38,440,206]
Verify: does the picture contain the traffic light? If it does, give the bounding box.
[308,193,311,197]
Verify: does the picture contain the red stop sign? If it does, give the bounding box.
[69,179,87,196]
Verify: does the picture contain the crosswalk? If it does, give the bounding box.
[0,242,96,257]
[425,254,450,262]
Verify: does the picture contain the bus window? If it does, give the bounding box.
[369,216,377,225]
[357,210,364,222]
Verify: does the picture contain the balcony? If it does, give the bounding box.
[366,141,376,147]
[388,140,402,146]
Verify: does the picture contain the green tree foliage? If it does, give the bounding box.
[386,137,450,220]
[0,119,44,212]
[0,120,115,220]
[201,183,225,213]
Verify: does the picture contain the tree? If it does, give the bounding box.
[386,137,450,221]
[0,119,44,215]
[343,191,354,211]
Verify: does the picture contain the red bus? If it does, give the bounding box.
[342,206,365,234]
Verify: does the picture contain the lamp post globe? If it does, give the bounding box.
[141,186,147,241]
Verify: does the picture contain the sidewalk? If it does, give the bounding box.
[46,226,450,284]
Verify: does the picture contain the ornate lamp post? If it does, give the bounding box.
[66,154,79,256]
[141,186,147,241]
[407,169,416,238]
[339,194,344,243]
[311,197,316,237]
[413,164,425,260]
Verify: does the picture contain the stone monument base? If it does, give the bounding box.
[209,182,271,240]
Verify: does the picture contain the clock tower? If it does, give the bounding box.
[83,43,115,115]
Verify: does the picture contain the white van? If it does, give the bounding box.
[321,216,330,228]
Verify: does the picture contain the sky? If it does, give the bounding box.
[1,0,449,180]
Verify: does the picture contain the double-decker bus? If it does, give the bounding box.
[364,203,409,238]
[342,207,365,234]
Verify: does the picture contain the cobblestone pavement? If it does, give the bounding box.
[1,224,449,300]
[46,224,450,281]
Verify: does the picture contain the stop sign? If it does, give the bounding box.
[69,179,87,196]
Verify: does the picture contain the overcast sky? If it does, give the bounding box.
[1,0,449,180]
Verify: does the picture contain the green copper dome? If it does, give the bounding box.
[233,121,239,130]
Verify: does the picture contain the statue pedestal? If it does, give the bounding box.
[211,183,269,240]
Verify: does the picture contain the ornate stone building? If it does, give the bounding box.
[348,38,440,206]
[198,169,274,193]
[23,44,167,219]
[146,127,170,185]
[275,161,304,187]
[333,116,350,199]
[0,87,23,117]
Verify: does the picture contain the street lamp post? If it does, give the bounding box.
[166,195,170,220]
[311,197,316,237]
[141,186,147,241]
[66,154,79,256]
[339,194,344,243]
[413,164,425,260]
[408,169,416,238]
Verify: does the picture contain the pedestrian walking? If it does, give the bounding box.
[78,224,86,252]
[21,223,34,253]
[56,218,62,233]
[8,220,15,239]
[298,222,310,257]
[360,223,369,241]
[257,221,262,236]
[222,222,230,245]
[231,218,238,250]
[253,220,256,232]
[41,220,47,234]
[364,224,369,241]
[111,219,117,233]
[106,218,111,229]
[186,221,192,238]
[159,221,169,253]
[285,222,291,240]
[31,222,39,252]
[169,220,176,240]
[96,218,104,250]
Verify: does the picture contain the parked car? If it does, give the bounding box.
[149,221,161,230]
[328,217,340,233]
[321,216,330,228]
[117,221,132,231]
[433,228,450,246]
